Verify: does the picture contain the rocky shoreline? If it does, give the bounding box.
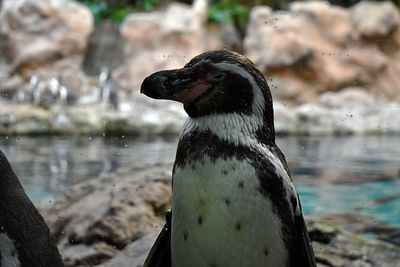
[2,87,400,136]
[38,161,400,267]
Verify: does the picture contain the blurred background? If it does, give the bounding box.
[0,0,399,266]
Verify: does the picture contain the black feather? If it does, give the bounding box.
[144,211,172,267]
[0,150,64,267]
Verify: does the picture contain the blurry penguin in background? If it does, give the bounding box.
[98,67,119,110]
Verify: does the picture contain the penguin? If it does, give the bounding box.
[98,67,119,110]
[140,50,316,267]
[0,150,64,266]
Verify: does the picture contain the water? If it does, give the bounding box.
[1,135,399,227]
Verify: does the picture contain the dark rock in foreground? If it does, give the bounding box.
[39,162,400,267]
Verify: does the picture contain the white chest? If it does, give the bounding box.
[171,157,287,267]
[0,233,21,267]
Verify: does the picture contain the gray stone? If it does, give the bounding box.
[82,21,124,75]
[308,217,400,267]
[99,233,158,267]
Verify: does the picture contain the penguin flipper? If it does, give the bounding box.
[143,211,171,267]
[294,211,317,267]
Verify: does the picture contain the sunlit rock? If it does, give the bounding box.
[290,1,354,45]
[290,89,400,135]
[245,6,316,69]
[244,1,400,104]
[0,0,93,98]
[115,0,219,93]
[0,0,93,75]
[351,1,400,38]
[318,87,375,108]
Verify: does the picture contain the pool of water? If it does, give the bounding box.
[1,135,399,227]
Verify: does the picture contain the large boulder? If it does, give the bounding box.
[351,1,400,39]
[244,1,400,104]
[0,0,93,96]
[114,0,222,93]
[0,0,93,75]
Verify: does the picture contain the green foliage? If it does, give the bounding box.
[208,0,250,30]
[78,0,160,23]
[136,0,161,12]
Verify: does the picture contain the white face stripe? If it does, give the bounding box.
[0,233,21,267]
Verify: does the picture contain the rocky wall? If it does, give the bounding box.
[0,0,399,136]
[245,1,400,104]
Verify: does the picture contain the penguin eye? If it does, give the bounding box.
[212,73,225,81]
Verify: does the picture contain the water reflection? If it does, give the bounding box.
[0,135,399,226]
[0,135,177,199]
[278,136,400,184]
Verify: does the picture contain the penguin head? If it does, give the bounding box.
[141,50,273,119]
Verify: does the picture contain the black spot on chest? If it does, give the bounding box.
[235,222,242,232]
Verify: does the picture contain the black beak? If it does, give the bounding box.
[140,69,195,101]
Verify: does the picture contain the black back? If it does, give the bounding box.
[0,150,64,267]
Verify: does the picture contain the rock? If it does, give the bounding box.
[39,162,173,266]
[351,1,400,39]
[292,88,400,135]
[319,213,400,246]
[244,1,400,104]
[99,233,158,267]
[115,0,221,93]
[0,0,93,76]
[0,0,93,99]
[308,217,400,267]
[62,242,117,266]
[273,102,297,134]
[290,1,354,44]
[0,72,24,97]
[318,87,375,109]
[0,94,186,136]
[82,21,124,75]
[245,6,316,69]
